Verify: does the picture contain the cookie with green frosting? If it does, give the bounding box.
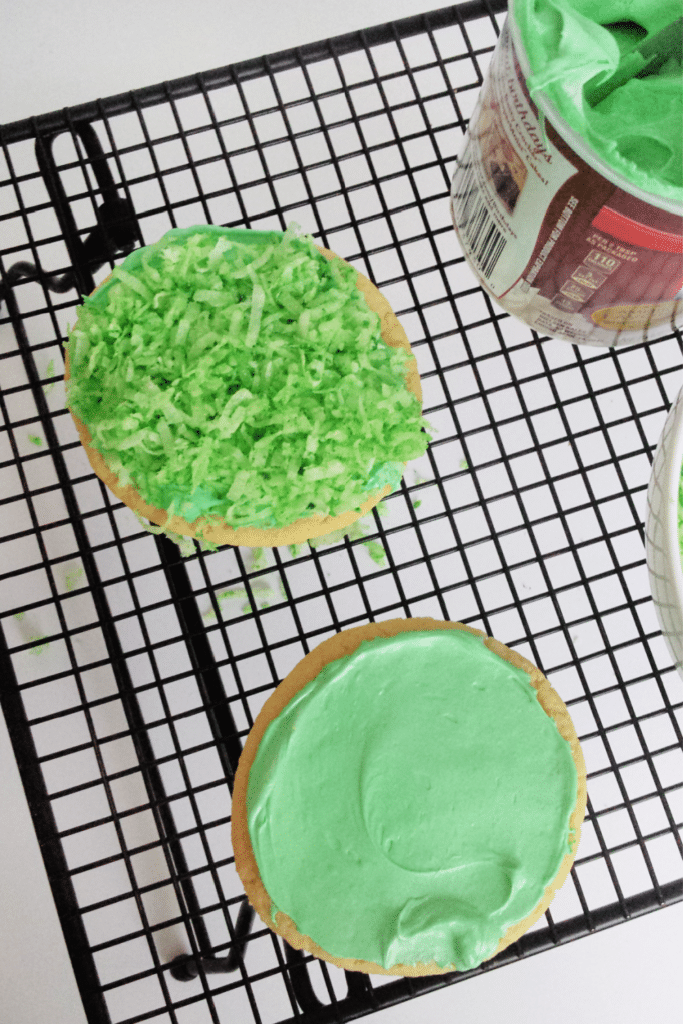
[65,225,429,548]
[233,617,587,975]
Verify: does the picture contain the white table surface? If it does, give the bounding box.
[1,3,681,1023]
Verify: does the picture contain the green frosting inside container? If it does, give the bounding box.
[66,225,428,529]
[247,629,579,972]
[514,0,683,204]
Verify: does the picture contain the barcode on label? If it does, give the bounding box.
[452,161,479,231]
[452,160,508,280]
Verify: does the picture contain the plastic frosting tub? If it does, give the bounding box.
[450,0,683,347]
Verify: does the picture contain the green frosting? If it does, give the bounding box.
[247,629,579,972]
[513,0,683,204]
[65,225,428,529]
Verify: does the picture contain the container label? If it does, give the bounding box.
[450,20,577,298]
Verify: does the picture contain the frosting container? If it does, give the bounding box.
[645,383,683,680]
[450,0,683,347]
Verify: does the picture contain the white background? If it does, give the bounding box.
[1,3,682,1023]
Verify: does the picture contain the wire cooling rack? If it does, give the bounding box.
[1,1,682,1022]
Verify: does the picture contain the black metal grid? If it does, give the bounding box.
[1,1,682,1022]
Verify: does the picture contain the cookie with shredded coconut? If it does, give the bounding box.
[65,224,429,548]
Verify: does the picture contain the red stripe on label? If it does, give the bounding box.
[592,207,683,254]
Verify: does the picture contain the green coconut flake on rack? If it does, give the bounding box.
[28,636,50,656]
[133,511,217,556]
[43,359,56,395]
[66,224,429,530]
[364,539,387,565]
[65,565,85,591]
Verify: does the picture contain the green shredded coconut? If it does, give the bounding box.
[310,523,360,549]
[28,434,43,447]
[364,539,387,566]
[43,359,56,395]
[202,499,393,622]
[202,581,280,621]
[203,587,249,621]
[174,536,195,558]
[134,511,217,556]
[195,525,219,552]
[459,459,469,470]
[66,225,429,531]
[199,504,389,622]
[65,566,84,591]
[13,613,50,654]
[135,514,195,557]
[28,635,50,655]
[308,501,386,550]
[251,547,266,571]
[412,499,422,509]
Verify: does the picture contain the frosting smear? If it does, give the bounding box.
[246,629,579,971]
[513,0,683,204]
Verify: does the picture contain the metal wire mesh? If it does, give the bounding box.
[1,2,682,1022]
